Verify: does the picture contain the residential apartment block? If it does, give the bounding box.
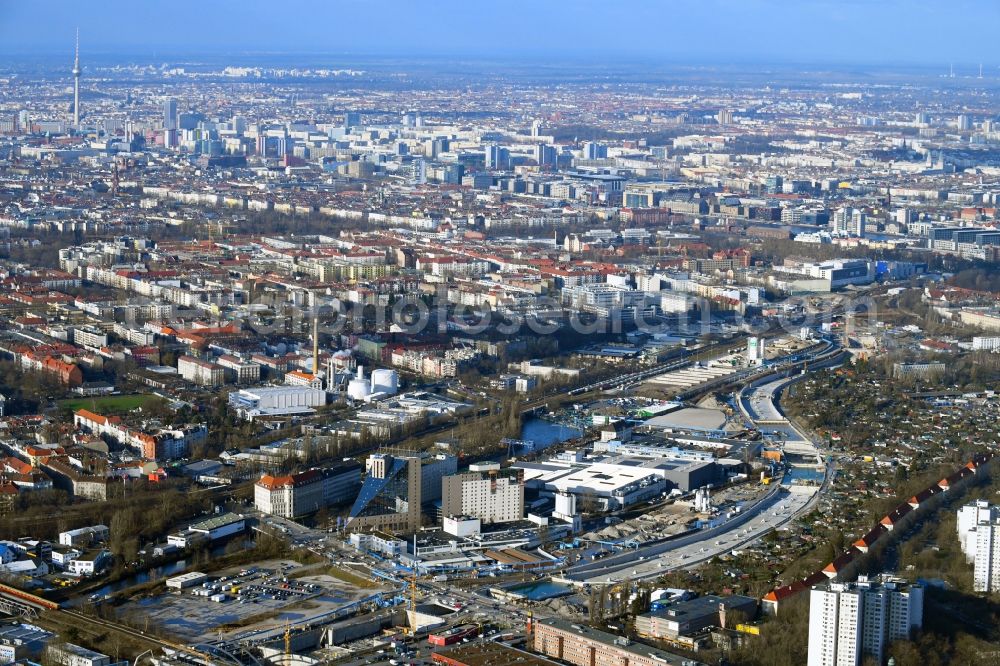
[178,355,225,386]
[958,500,1000,592]
[807,575,923,666]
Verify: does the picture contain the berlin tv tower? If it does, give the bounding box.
[72,28,81,129]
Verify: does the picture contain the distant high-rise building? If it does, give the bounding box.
[832,207,865,237]
[427,137,449,158]
[717,108,734,125]
[345,111,361,128]
[535,144,557,168]
[408,158,426,185]
[531,119,543,137]
[581,141,607,160]
[808,575,923,666]
[163,99,178,130]
[974,519,1000,592]
[441,163,463,184]
[850,209,867,237]
[178,112,204,131]
[914,111,930,125]
[485,144,510,170]
[957,114,972,131]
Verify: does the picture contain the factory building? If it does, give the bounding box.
[532,617,706,666]
[178,355,225,386]
[513,450,720,511]
[228,385,326,420]
[635,594,757,639]
[189,513,245,541]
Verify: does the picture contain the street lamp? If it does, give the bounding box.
[133,649,154,666]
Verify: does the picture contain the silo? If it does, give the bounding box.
[347,377,371,401]
[370,368,399,395]
[347,365,369,400]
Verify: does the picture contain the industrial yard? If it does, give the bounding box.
[112,560,389,642]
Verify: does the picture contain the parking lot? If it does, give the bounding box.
[117,559,384,641]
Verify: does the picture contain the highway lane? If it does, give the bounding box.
[567,341,843,584]
[570,487,815,584]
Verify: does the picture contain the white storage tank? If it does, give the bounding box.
[347,365,370,400]
[370,369,399,396]
[555,491,577,517]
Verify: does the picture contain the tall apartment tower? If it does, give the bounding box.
[163,98,178,130]
[807,575,923,666]
[581,141,607,160]
[484,144,510,170]
[973,517,1000,592]
[957,500,999,561]
[956,500,1000,590]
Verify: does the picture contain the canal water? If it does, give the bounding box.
[504,579,573,600]
[79,539,255,602]
[80,560,188,602]
[782,467,824,484]
[520,418,583,450]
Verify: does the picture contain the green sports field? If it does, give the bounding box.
[58,394,159,414]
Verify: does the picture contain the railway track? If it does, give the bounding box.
[0,585,198,660]
[56,608,172,646]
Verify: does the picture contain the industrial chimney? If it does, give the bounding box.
[312,315,319,377]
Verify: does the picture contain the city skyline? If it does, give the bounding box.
[1,0,999,67]
[2,3,1000,665]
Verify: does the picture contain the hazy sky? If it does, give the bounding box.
[1,0,997,66]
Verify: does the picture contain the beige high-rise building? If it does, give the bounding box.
[441,464,524,525]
